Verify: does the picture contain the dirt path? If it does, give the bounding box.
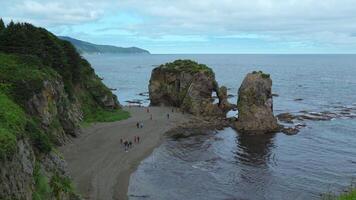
[60,106,190,200]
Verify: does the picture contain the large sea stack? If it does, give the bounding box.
[149,59,232,117]
[235,71,280,134]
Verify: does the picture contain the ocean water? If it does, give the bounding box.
[84,54,356,200]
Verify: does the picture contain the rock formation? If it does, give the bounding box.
[149,59,232,117]
[0,22,121,199]
[235,71,280,134]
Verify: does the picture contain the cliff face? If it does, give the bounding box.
[0,22,121,199]
[149,60,232,117]
[235,71,280,134]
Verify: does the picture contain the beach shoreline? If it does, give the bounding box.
[59,106,191,200]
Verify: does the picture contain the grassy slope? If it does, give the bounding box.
[324,189,356,200]
[0,21,130,199]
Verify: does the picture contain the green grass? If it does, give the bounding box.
[50,172,75,200]
[0,92,26,158]
[33,163,52,200]
[83,108,130,124]
[337,190,356,200]
[0,53,59,106]
[161,59,214,76]
[323,186,356,200]
[252,70,270,79]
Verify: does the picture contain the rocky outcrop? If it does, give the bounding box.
[0,138,79,200]
[0,22,121,200]
[235,71,280,134]
[27,80,82,144]
[0,139,35,200]
[149,60,233,117]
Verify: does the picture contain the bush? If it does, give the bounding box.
[0,92,26,158]
[26,120,52,153]
[83,108,130,124]
[161,59,214,76]
[32,163,51,200]
[50,173,74,200]
[0,128,17,159]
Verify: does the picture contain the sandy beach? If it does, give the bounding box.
[59,106,190,200]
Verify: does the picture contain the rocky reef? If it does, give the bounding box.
[0,21,123,199]
[235,71,280,134]
[149,59,233,117]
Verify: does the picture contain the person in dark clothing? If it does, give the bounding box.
[124,140,128,152]
[136,122,139,128]
[137,136,140,143]
[129,141,132,148]
[167,113,170,119]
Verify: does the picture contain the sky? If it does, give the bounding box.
[1,0,356,54]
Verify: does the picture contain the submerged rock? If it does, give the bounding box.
[149,60,233,117]
[234,71,280,134]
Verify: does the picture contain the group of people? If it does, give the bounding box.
[120,106,181,153]
[136,122,144,128]
[120,136,140,152]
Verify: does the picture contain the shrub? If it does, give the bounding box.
[26,120,52,153]
[161,59,214,76]
[50,173,74,200]
[32,163,52,200]
[0,128,17,159]
[0,92,26,159]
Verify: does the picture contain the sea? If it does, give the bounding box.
[84,54,356,200]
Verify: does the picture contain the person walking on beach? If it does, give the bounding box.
[140,122,144,128]
[147,108,150,113]
[150,114,153,120]
[124,140,128,152]
[136,122,139,128]
[129,141,132,148]
[167,113,170,119]
[120,138,123,144]
[137,136,140,143]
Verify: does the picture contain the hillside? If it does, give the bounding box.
[0,20,129,199]
[58,36,150,54]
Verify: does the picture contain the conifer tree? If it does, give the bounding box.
[0,18,5,32]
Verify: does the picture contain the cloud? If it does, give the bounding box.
[1,0,115,26]
[2,0,356,52]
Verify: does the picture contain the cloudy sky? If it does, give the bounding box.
[2,0,356,53]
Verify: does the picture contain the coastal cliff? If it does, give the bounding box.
[149,59,232,117]
[235,71,280,134]
[0,21,126,199]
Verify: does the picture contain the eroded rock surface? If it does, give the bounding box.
[235,71,280,134]
[149,60,233,117]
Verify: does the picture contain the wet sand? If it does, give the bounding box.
[60,106,190,200]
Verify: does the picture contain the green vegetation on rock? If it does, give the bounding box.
[160,59,214,76]
[33,163,52,200]
[0,20,128,199]
[0,92,26,158]
[50,172,75,200]
[323,187,356,200]
[252,70,270,79]
[33,163,78,200]
[83,108,130,124]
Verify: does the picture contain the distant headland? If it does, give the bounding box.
[58,36,150,55]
